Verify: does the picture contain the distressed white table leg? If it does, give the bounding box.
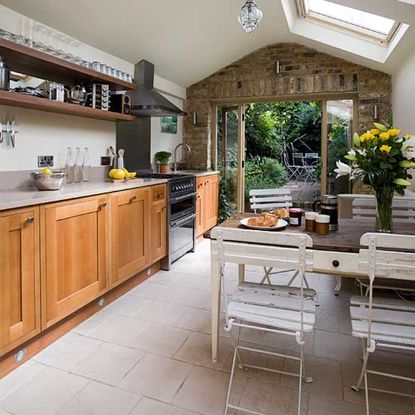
[211,240,221,362]
[334,276,342,296]
[238,263,245,284]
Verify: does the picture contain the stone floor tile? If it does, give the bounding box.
[174,307,212,334]
[172,366,245,415]
[57,381,140,415]
[71,342,144,386]
[120,354,192,402]
[137,300,190,326]
[33,332,102,371]
[307,393,366,415]
[104,294,152,318]
[130,322,191,357]
[174,332,233,370]
[130,397,199,415]
[0,366,87,415]
[313,330,360,362]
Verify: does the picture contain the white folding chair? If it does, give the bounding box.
[283,152,300,181]
[352,197,415,295]
[350,233,415,415]
[212,227,316,415]
[249,188,307,287]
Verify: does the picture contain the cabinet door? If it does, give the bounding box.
[111,188,149,287]
[203,175,219,232]
[150,203,167,262]
[195,177,205,237]
[0,208,40,355]
[41,196,108,329]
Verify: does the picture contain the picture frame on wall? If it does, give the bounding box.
[161,116,178,134]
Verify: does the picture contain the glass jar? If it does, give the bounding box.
[289,208,303,227]
[316,214,330,235]
[305,211,318,232]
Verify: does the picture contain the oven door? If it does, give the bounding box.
[170,213,196,262]
[170,193,196,222]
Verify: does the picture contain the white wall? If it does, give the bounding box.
[0,4,185,172]
[392,49,415,191]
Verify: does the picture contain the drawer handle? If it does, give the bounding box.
[25,216,35,225]
[332,260,340,268]
[99,202,107,210]
[129,196,137,203]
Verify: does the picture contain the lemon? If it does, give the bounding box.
[127,172,136,178]
[40,168,53,175]
[109,169,126,180]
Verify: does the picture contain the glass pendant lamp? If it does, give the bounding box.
[238,0,263,33]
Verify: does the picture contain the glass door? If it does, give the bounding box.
[322,99,355,195]
[215,105,245,214]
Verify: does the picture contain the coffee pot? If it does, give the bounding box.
[313,194,338,231]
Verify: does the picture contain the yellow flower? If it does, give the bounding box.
[370,129,380,135]
[404,134,413,140]
[379,132,390,141]
[360,132,374,142]
[380,145,392,153]
[388,128,401,137]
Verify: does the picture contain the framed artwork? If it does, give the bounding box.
[161,116,178,134]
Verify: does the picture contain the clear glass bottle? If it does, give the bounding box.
[82,147,91,182]
[73,147,83,183]
[65,147,74,183]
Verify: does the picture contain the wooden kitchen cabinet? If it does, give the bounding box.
[150,185,167,262]
[0,207,40,355]
[196,174,219,237]
[111,188,150,287]
[40,195,109,329]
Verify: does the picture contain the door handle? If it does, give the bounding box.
[98,202,107,210]
[129,196,137,203]
[25,216,35,225]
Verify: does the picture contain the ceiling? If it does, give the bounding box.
[1,0,415,88]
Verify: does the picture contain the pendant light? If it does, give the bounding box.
[238,0,263,33]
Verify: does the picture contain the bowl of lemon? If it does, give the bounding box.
[31,168,65,191]
[108,168,137,181]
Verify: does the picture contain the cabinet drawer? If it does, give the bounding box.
[152,185,166,203]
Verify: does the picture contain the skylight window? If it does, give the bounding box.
[297,0,401,44]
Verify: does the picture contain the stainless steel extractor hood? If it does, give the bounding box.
[130,60,186,117]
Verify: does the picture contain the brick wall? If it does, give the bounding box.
[183,43,392,170]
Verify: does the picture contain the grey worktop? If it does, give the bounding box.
[175,170,220,177]
[0,178,167,212]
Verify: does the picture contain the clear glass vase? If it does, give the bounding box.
[374,186,394,233]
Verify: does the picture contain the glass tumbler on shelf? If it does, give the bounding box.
[82,147,91,182]
[65,147,75,183]
[73,147,83,183]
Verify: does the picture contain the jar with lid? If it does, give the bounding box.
[305,211,318,232]
[289,208,303,227]
[315,214,330,235]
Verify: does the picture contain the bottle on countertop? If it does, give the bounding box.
[65,147,74,183]
[82,147,91,182]
[73,147,83,183]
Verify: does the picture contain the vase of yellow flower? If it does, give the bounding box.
[334,123,415,233]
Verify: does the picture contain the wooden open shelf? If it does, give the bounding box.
[0,38,135,91]
[0,89,136,122]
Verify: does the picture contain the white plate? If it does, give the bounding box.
[240,217,288,231]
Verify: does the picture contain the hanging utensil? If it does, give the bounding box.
[10,120,16,148]
[109,145,116,168]
[118,148,125,170]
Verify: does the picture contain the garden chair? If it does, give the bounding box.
[283,152,300,181]
[249,188,309,287]
[212,227,316,415]
[352,197,415,296]
[350,233,415,415]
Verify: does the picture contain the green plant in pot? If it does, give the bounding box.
[154,151,172,173]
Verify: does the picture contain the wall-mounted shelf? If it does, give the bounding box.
[0,89,136,122]
[0,38,136,91]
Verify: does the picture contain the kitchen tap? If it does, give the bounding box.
[173,143,191,172]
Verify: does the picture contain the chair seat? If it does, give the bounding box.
[227,284,316,333]
[350,296,415,346]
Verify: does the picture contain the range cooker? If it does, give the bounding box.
[137,172,196,270]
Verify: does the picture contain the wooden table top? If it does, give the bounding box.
[217,213,415,253]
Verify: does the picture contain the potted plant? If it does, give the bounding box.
[335,123,415,232]
[154,151,172,173]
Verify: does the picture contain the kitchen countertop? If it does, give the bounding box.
[0,178,168,211]
[175,170,220,177]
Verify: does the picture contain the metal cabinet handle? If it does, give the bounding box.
[129,196,137,203]
[332,260,340,268]
[99,202,107,210]
[25,216,35,225]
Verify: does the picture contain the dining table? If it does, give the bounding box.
[210,213,415,362]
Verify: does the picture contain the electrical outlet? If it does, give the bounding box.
[38,155,54,168]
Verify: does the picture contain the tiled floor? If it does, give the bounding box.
[1,239,414,415]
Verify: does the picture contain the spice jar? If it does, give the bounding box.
[315,214,330,235]
[289,208,303,227]
[305,211,318,232]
